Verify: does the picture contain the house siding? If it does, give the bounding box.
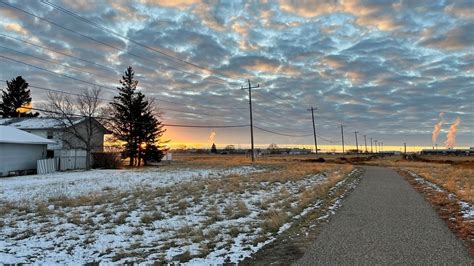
[61,121,105,151]
[0,143,47,176]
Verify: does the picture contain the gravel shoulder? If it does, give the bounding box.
[296,166,473,265]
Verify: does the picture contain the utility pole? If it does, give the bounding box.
[404,142,407,155]
[370,137,373,153]
[340,125,345,154]
[381,142,384,157]
[374,140,378,154]
[307,106,318,154]
[363,135,367,154]
[354,131,359,157]
[241,79,259,162]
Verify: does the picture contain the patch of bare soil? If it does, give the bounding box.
[400,170,474,257]
[239,169,363,266]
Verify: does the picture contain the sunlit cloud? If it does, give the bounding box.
[0,0,471,148]
[3,23,27,35]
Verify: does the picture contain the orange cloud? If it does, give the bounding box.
[245,60,280,73]
[140,0,200,8]
[4,23,27,35]
[346,71,365,83]
[279,0,400,31]
[279,0,338,17]
[321,57,345,69]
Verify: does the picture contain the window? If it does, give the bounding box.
[46,150,54,158]
[47,131,53,139]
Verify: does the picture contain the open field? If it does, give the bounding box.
[0,155,356,264]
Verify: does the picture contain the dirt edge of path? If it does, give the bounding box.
[239,168,364,266]
[398,170,474,257]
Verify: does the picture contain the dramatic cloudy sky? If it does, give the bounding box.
[0,0,472,150]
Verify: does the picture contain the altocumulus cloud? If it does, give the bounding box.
[0,0,472,147]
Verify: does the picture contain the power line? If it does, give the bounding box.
[0,54,115,91]
[6,83,242,118]
[1,36,247,111]
[0,1,234,86]
[40,0,243,84]
[0,44,115,81]
[254,125,313,137]
[21,106,249,128]
[0,33,118,72]
[0,52,245,111]
[318,134,337,144]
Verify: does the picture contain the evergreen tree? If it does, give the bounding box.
[135,95,166,166]
[109,66,166,166]
[211,143,217,153]
[110,67,139,166]
[0,76,39,117]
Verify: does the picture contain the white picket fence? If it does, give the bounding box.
[37,158,56,174]
[36,149,88,175]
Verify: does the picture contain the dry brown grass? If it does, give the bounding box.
[261,210,288,233]
[405,166,473,202]
[403,172,474,256]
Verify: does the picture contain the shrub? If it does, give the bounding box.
[92,152,122,169]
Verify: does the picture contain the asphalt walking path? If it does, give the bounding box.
[296,166,473,265]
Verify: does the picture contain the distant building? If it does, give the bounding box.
[420,148,473,156]
[0,126,55,176]
[380,151,402,155]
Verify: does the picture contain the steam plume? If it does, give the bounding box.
[432,112,445,145]
[444,117,461,148]
[208,132,216,143]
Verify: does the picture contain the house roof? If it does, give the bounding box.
[0,126,56,145]
[0,117,84,129]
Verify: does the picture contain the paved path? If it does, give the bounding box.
[296,166,473,265]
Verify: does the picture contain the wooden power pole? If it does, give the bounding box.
[354,131,359,156]
[242,80,259,162]
[341,125,345,154]
[308,106,318,154]
[363,135,367,153]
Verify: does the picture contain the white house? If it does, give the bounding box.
[0,126,55,176]
[0,117,109,157]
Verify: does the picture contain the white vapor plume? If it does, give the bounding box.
[444,117,461,148]
[432,112,445,145]
[208,132,216,143]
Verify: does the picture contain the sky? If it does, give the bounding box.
[0,0,472,151]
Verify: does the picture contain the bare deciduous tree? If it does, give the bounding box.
[43,87,104,170]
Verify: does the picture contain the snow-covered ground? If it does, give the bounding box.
[0,166,259,203]
[0,165,356,264]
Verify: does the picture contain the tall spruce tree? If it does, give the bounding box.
[0,76,39,117]
[211,143,217,153]
[110,67,166,166]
